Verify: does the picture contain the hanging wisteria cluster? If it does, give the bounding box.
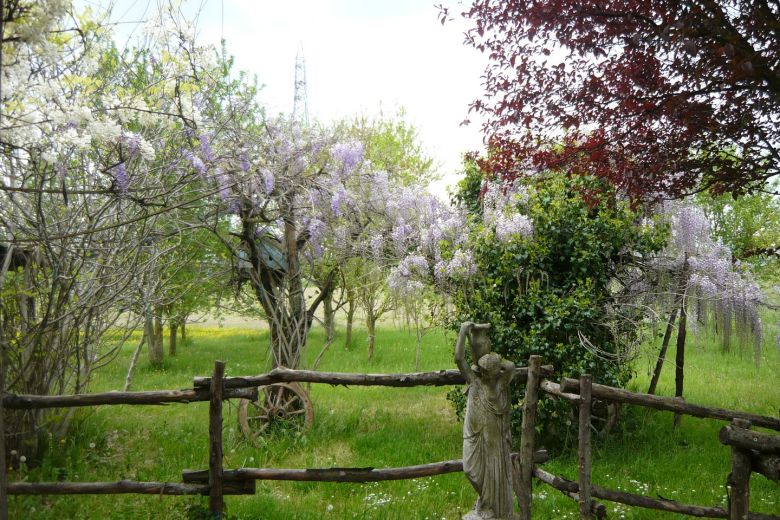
[481,181,534,242]
[656,202,765,356]
[380,177,537,299]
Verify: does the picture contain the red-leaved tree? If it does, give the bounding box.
[441,1,780,199]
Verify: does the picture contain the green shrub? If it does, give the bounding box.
[448,172,666,448]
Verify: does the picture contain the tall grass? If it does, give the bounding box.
[9,323,780,519]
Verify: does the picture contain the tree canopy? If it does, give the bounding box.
[442,0,780,199]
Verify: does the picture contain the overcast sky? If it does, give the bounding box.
[97,0,488,196]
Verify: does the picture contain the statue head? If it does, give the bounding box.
[477,352,502,377]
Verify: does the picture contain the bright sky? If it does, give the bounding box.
[97,0,488,197]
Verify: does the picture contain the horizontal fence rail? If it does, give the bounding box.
[192,365,554,390]
[559,377,780,431]
[533,467,778,520]
[182,450,550,484]
[7,480,255,496]
[2,387,256,409]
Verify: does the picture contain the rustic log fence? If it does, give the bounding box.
[1,357,778,520]
[545,376,780,520]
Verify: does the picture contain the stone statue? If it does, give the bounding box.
[455,322,518,520]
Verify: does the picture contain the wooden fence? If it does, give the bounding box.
[1,357,779,519]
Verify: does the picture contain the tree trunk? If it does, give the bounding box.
[345,294,355,350]
[169,319,178,357]
[146,308,163,367]
[323,291,335,343]
[415,320,422,371]
[721,301,732,353]
[673,296,687,428]
[367,311,376,362]
[124,335,146,391]
[153,311,163,356]
[648,259,688,395]
[647,307,678,395]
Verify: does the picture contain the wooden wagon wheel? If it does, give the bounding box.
[237,382,314,438]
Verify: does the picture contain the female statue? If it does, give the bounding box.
[455,322,518,520]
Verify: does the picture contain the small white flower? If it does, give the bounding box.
[89,442,96,449]
[326,504,334,512]
[19,455,26,463]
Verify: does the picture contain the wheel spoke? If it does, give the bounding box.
[287,409,306,416]
[283,395,300,409]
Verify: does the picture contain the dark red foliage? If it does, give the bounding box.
[442,0,780,199]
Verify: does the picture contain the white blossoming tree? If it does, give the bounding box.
[0,0,226,452]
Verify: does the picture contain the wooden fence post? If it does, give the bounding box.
[517,355,542,520]
[578,374,593,520]
[728,418,752,520]
[209,361,226,518]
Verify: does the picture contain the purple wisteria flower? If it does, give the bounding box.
[445,249,477,278]
[495,213,533,242]
[673,204,710,255]
[227,199,241,215]
[308,218,326,258]
[482,180,534,242]
[371,235,384,260]
[388,254,429,297]
[239,153,251,172]
[185,151,207,179]
[215,168,230,201]
[113,162,129,195]
[331,141,364,174]
[331,186,349,217]
[199,133,214,162]
[262,169,274,194]
[391,222,410,254]
[122,133,141,157]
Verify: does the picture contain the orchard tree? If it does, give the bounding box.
[441,0,780,198]
[336,113,439,352]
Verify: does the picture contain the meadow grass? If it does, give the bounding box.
[8,323,780,519]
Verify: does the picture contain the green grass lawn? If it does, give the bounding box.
[9,324,780,519]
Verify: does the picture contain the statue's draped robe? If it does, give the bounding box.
[463,362,515,518]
